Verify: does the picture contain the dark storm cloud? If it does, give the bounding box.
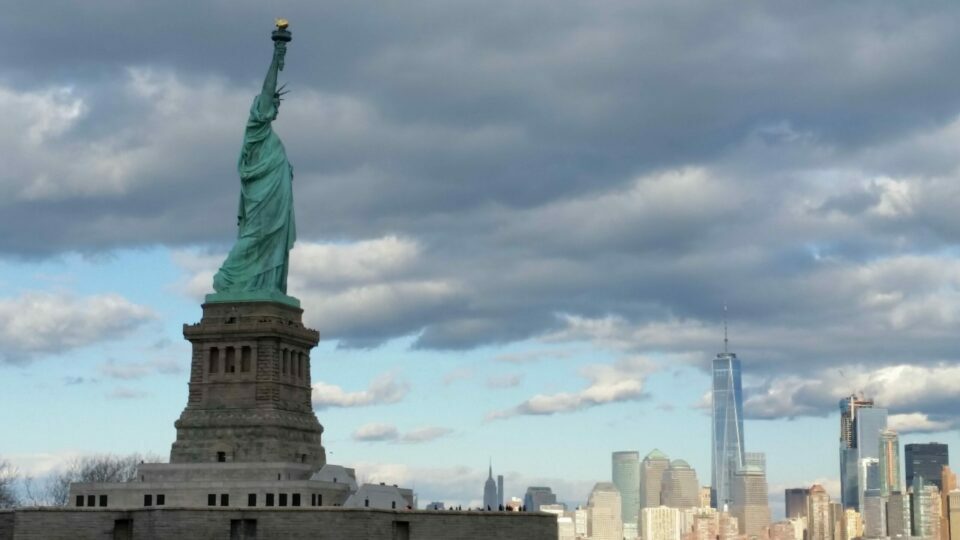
[6,1,960,424]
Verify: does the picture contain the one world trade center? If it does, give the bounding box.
[711,336,745,510]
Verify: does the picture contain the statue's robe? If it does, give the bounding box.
[213,96,295,294]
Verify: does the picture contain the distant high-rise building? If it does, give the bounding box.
[768,521,798,540]
[947,490,960,540]
[730,454,770,538]
[574,506,588,537]
[699,486,712,509]
[557,516,575,540]
[717,510,740,540]
[541,504,574,540]
[910,475,941,539]
[785,517,806,540]
[641,449,671,509]
[613,451,641,527]
[662,460,700,509]
[808,484,834,540]
[831,502,845,540]
[861,490,885,538]
[712,345,745,510]
[685,510,720,540]
[940,466,956,540]
[642,506,681,540]
[839,394,873,508]
[785,488,809,520]
[906,443,950,491]
[524,486,557,512]
[841,508,863,540]
[838,394,888,510]
[497,474,504,508]
[879,429,901,497]
[483,463,498,510]
[886,491,910,538]
[587,482,623,540]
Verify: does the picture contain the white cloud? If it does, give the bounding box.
[493,349,576,364]
[442,366,474,386]
[6,451,84,477]
[743,363,960,427]
[107,386,149,400]
[887,413,955,434]
[172,237,464,346]
[400,427,453,444]
[351,424,453,444]
[98,358,182,380]
[485,373,523,389]
[312,372,409,409]
[352,423,400,442]
[293,236,420,287]
[0,291,154,364]
[486,356,654,420]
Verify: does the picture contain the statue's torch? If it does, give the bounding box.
[272,19,292,70]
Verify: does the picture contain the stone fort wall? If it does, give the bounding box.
[0,506,556,540]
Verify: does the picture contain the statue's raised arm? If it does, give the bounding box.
[207,21,300,307]
[258,21,290,119]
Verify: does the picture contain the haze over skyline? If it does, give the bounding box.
[2,0,959,509]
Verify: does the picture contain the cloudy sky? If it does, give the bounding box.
[2,0,959,510]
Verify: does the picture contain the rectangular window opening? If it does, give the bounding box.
[113,519,134,540]
[156,494,165,506]
[266,493,275,507]
[87,495,95,507]
[208,494,217,506]
[225,347,236,373]
[230,519,258,540]
[209,347,219,373]
[292,493,301,507]
[76,494,84,507]
[221,493,230,507]
[393,521,410,540]
[279,493,288,507]
[100,494,108,507]
[144,494,153,507]
[248,493,257,507]
[241,346,251,372]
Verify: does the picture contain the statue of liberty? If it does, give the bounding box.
[208,21,300,307]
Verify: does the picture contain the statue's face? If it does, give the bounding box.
[273,97,281,113]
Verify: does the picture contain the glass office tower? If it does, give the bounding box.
[612,451,640,527]
[838,395,887,510]
[711,351,745,509]
[878,429,900,497]
[905,443,949,491]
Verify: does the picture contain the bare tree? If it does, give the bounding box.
[45,453,164,507]
[0,458,18,508]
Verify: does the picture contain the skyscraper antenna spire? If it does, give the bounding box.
[723,304,729,353]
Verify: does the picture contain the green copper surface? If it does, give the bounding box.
[212,28,299,307]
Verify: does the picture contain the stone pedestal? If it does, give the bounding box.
[170,301,325,469]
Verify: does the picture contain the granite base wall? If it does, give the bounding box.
[0,511,13,540]
[6,507,556,540]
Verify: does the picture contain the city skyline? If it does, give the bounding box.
[4,0,960,513]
